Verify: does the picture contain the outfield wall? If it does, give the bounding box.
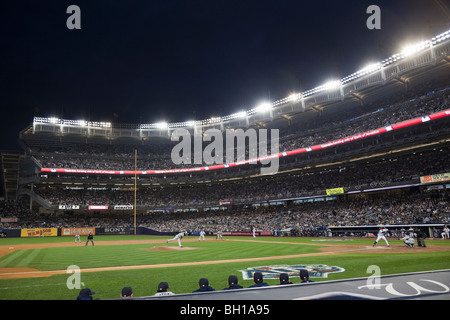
[0,226,173,238]
[0,227,131,238]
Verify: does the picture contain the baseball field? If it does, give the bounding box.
[0,235,449,300]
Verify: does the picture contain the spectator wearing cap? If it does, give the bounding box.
[153,282,175,296]
[121,286,133,299]
[248,272,270,288]
[76,288,96,300]
[300,269,314,283]
[192,278,215,293]
[222,275,243,290]
[279,273,293,285]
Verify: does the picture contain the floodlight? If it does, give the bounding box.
[209,117,222,123]
[400,40,430,57]
[255,102,272,113]
[322,80,341,90]
[234,111,247,118]
[155,122,168,129]
[288,93,302,102]
[357,62,381,75]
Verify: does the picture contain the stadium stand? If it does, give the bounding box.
[1,30,450,301]
[1,30,449,241]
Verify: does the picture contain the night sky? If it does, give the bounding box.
[1,0,449,150]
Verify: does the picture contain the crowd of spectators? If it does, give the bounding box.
[138,193,450,235]
[28,77,449,172]
[31,144,450,209]
[2,192,449,234]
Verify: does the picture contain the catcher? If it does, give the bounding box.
[401,235,415,248]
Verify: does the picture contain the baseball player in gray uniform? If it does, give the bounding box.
[401,235,415,248]
[167,231,186,248]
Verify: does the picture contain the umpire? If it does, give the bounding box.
[415,229,427,248]
[85,232,95,246]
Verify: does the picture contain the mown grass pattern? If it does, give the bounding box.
[0,236,449,300]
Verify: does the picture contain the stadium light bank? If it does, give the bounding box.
[32,29,450,133]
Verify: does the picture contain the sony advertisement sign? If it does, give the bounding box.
[96,227,130,235]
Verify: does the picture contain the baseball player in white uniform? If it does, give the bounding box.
[74,233,81,243]
[167,232,186,248]
[252,227,256,239]
[373,226,390,247]
[199,230,206,241]
[401,235,415,248]
[442,226,450,239]
[216,230,224,240]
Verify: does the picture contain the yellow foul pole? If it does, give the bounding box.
[134,149,137,235]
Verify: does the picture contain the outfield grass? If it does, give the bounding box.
[0,235,449,300]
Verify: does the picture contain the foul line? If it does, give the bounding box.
[0,246,369,279]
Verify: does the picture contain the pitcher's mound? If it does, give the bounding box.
[145,246,201,252]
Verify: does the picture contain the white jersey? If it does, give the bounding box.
[175,232,184,239]
[373,227,390,246]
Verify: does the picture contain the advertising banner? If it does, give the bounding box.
[88,205,108,210]
[420,173,450,184]
[58,205,80,210]
[61,228,95,236]
[96,227,130,235]
[21,228,58,237]
[113,205,133,210]
[326,187,344,195]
